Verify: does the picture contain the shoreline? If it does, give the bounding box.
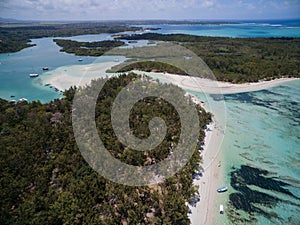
[143,71,298,94]
[40,61,298,95]
[40,61,121,91]
[188,113,225,225]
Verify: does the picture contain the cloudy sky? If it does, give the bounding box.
[0,0,299,21]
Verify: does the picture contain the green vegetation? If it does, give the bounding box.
[0,73,211,224]
[2,22,298,83]
[54,39,125,56]
[0,22,139,53]
[114,61,188,75]
[118,33,300,83]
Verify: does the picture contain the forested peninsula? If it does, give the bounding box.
[0,73,211,225]
[54,39,125,56]
[116,33,300,83]
[53,33,299,83]
[0,22,139,53]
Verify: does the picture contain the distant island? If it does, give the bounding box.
[0,22,140,53]
[53,39,125,56]
[0,20,235,54]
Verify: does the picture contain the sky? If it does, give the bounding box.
[0,0,299,21]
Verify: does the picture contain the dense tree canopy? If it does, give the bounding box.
[0,22,139,53]
[113,61,188,75]
[54,39,125,56]
[119,33,300,83]
[0,73,211,224]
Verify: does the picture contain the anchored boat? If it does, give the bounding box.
[29,73,39,77]
[217,186,228,193]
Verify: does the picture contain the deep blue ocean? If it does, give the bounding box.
[0,19,299,225]
[136,19,300,38]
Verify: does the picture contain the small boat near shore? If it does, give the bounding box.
[219,204,224,214]
[42,67,49,70]
[217,186,228,193]
[19,98,28,102]
[29,73,39,78]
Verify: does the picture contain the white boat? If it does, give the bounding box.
[219,204,224,214]
[217,186,228,193]
[29,73,39,77]
[78,58,83,61]
[19,98,28,102]
[42,67,49,70]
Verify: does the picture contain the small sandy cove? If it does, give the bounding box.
[41,61,120,91]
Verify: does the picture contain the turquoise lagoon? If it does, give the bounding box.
[0,33,156,103]
[0,33,130,103]
[220,81,300,224]
[190,79,300,224]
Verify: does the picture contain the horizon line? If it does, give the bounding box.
[1,17,300,24]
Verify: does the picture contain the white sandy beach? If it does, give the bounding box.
[41,61,297,95]
[187,114,225,225]
[40,61,121,91]
[144,72,298,94]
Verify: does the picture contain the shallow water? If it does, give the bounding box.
[189,80,300,224]
[0,37,100,103]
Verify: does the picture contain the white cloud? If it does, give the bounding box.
[0,0,299,20]
[201,0,216,8]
